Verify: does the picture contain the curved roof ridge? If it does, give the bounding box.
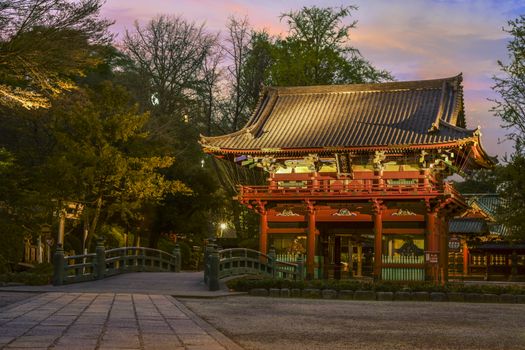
[200,88,275,144]
[273,74,463,95]
[438,118,478,135]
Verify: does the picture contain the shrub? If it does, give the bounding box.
[0,263,53,285]
[225,277,525,295]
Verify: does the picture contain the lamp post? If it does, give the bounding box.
[219,223,227,238]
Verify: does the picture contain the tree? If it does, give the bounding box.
[453,169,499,194]
[0,81,191,252]
[495,154,525,239]
[268,6,392,86]
[123,15,217,117]
[0,0,113,109]
[491,15,525,239]
[491,15,525,150]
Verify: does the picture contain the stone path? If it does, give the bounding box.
[0,272,235,298]
[0,292,242,350]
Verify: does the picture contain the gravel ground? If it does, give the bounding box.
[181,296,525,350]
[0,291,39,309]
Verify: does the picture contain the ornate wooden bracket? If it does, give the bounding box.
[371,199,385,214]
[425,197,454,214]
[305,200,316,214]
[252,200,267,215]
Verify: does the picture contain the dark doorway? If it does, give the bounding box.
[318,222,374,279]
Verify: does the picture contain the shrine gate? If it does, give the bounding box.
[201,75,493,282]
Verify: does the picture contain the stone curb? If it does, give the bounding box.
[247,288,525,304]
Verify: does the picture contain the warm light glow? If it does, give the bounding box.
[219,223,227,230]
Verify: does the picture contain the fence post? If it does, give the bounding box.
[52,244,65,286]
[268,248,276,278]
[296,255,304,281]
[204,244,210,284]
[95,238,106,280]
[208,247,220,291]
[172,244,181,272]
[121,247,127,272]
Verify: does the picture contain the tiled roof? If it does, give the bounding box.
[466,194,502,219]
[201,75,480,152]
[449,219,487,234]
[455,194,510,237]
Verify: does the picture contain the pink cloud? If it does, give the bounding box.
[100,0,522,158]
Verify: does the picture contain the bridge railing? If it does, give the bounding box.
[204,246,304,291]
[53,239,181,285]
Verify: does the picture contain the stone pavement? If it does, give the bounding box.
[0,292,243,350]
[0,272,237,298]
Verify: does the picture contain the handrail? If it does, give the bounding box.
[53,245,181,286]
[205,247,304,291]
[239,178,444,198]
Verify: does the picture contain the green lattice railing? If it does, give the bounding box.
[204,246,304,291]
[53,241,181,285]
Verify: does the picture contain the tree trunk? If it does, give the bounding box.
[85,195,103,250]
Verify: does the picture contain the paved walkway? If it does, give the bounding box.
[0,292,243,350]
[0,272,237,297]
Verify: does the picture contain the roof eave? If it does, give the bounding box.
[202,138,479,156]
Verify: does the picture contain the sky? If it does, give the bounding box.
[101,0,525,159]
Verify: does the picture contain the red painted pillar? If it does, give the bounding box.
[307,201,316,279]
[259,210,268,255]
[439,216,448,283]
[462,238,469,276]
[373,201,383,280]
[426,211,437,282]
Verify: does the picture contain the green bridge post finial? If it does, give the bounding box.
[95,238,106,280]
[52,243,65,286]
[173,244,181,272]
[296,255,304,281]
[268,247,276,278]
[208,246,220,291]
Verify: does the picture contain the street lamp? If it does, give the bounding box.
[219,223,227,238]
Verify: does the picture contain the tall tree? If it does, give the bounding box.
[491,15,525,151]
[123,15,216,118]
[492,15,525,239]
[122,15,226,247]
[269,6,392,86]
[453,169,499,194]
[0,0,113,109]
[0,82,191,251]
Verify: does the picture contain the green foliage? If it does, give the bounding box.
[268,6,393,86]
[0,263,53,285]
[225,277,525,295]
[491,15,525,150]
[0,0,113,109]
[495,154,525,239]
[453,168,499,194]
[491,15,525,240]
[0,80,191,263]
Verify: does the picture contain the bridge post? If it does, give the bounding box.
[121,247,127,271]
[52,244,65,286]
[296,255,304,281]
[268,248,276,278]
[172,244,181,272]
[204,244,213,284]
[95,238,106,280]
[208,247,220,291]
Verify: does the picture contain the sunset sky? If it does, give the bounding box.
[101,0,525,159]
